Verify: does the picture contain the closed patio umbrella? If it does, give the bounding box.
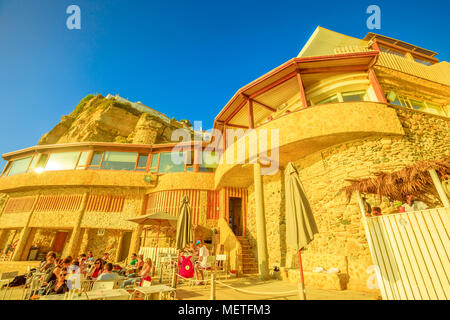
[173,195,194,287]
[285,162,318,300]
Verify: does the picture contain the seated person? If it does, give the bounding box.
[121,258,152,288]
[68,261,80,274]
[194,241,210,285]
[101,252,110,264]
[38,251,57,273]
[37,257,71,296]
[48,268,69,295]
[127,253,138,268]
[371,207,382,216]
[86,251,94,262]
[96,263,119,281]
[402,194,428,212]
[87,258,104,280]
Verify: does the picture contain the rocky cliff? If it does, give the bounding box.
[38,94,191,145]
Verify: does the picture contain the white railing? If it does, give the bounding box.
[366,207,450,300]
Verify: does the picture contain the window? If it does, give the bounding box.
[149,153,159,172]
[34,154,49,172]
[7,157,33,176]
[408,99,427,112]
[413,57,432,66]
[199,151,218,172]
[136,154,149,172]
[342,91,366,102]
[76,151,90,170]
[158,152,185,173]
[100,152,138,171]
[425,103,446,116]
[316,94,339,105]
[89,152,103,169]
[380,46,405,57]
[44,152,80,171]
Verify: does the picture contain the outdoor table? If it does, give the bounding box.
[39,293,87,301]
[86,288,131,300]
[134,285,176,300]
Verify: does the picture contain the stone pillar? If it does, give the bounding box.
[63,192,89,258]
[78,228,90,255]
[11,195,40,261]
[253,162,269,280]
[129,225,143,257]
[115,231,124,262]
[20,228,37,261]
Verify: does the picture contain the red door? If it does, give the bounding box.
[52,232,68,253]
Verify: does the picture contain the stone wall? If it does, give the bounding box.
[247,107,449,292]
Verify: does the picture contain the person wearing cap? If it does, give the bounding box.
[194,240,210,285]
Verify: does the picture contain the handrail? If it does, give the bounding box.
[217,218,243,276]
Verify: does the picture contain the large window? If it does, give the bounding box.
[389,93,447,116]
[199,151,218,172]
[100,152,138,171]
[158,152,185,173]
[44,152,80,171]
[6,157,32,176]
[315,90,367,105]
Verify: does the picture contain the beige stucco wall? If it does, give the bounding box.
[246,106,449,292]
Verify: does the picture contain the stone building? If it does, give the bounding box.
[0,27,448,293]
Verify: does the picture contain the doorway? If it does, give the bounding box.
[52,232,69,254]
[229,197,243,236]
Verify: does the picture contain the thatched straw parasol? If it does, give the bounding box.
[341,159,450,205]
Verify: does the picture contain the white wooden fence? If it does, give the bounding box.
[366,207,450,300]
[138,247,178,269]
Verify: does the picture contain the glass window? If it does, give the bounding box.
[149,154,159,172]
[44,152,80,171]
[158,152,185,173]
[77,151,89,169]
[34,154,49,172]
[136,154,148,171]
[200,151,218,172]
[380,47,405,57]
[7,157,33,176]
[316,94,339,105]
[28,155,39,172]
[408,99,427,112]
[100,152,137,171]
[425,103,446,116]
[413,57,432,66]
[342,91,366,102]
[89,152,103,169]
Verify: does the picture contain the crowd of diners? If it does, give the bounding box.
[25,250,153,299]
[21,239,212,298]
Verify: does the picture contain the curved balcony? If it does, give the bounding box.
[214,101,405,189]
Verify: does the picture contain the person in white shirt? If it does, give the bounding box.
[402,194,428,212]
[195,241,210,284]
[96,263,119,281]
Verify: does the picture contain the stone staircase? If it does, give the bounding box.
[236,236,259,275]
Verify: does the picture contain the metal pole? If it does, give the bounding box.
[428,169,450,207]
[297,250,306,300]
[210,273,216,300]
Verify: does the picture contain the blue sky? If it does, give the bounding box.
[0,0,449,167]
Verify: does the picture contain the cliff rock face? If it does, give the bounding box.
[38,94,189,145]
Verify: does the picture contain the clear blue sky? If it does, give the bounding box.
[0,0,449,167]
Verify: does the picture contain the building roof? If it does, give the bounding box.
[364,32,438,57]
